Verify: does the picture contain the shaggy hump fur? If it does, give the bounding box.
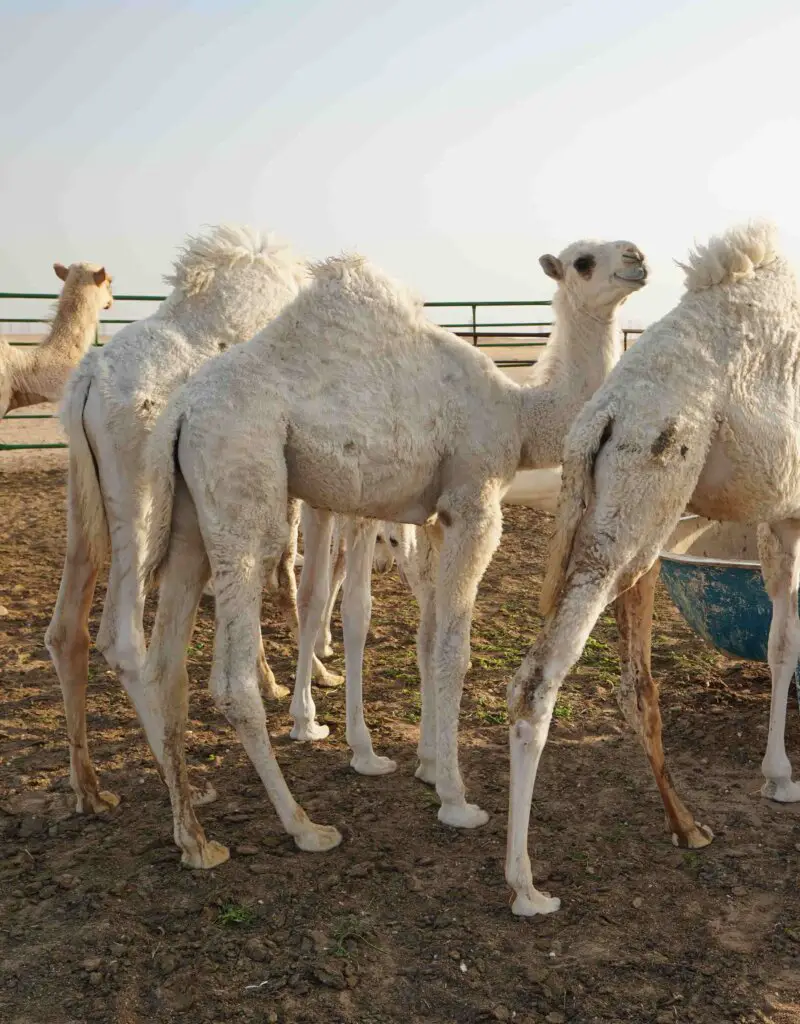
[60,224,307,568]
[165,224,308,297]
[677,220,779,292]
[308,253,426,320]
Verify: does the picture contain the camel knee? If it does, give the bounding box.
[508,657,560,725]
[45,620,90,670]
[615,673,642,734]
[211,676,264,730]
[98,631,145,680]
[341,586,371,634]
[297,583,327,626]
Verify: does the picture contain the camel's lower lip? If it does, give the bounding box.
[616,270,647,285]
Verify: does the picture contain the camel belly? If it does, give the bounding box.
[286,441,444,524]
[691,428,800,522]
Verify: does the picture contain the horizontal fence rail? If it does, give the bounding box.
[1,290,643,452]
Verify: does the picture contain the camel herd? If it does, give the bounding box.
[3,220,799,917]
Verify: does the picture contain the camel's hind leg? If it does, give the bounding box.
[341,519,396,776]
[614,563,713,848]
[289,507,336,740]
[213,563,340,849]
[45,465,113,814]
[280,504,343,696]
[758,520,800,802]
[140,482,226,868]
[506,463,698,917]
[316,518,347,659]
[506,570,620,917]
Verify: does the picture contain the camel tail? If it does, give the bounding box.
[140,402,184,590]
[540,403,614,616]
[60,358,108,567]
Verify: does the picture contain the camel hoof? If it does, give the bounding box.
[350,753,398,777]
[414,761,437,787]
[314,670,344,689]
[290,721,330,742]
[294,823,342,853]
[438,802,489,829]
[761,777,800,803]
[190,781,218,807]
[181,839,230,870]
[77,789,121,815]
[511,888,561,917]
[264,683,290,701]
[671,822,714,849]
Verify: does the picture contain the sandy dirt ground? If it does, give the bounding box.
[1,460,800,1024]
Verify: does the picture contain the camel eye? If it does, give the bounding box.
[573,254,596,277]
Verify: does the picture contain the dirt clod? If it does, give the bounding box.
[244,938,269,962]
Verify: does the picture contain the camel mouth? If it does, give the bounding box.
[615,269,647,287]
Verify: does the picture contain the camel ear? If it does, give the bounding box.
[53,262,69,281]
[93,267,107,286]
[539,254,563,281]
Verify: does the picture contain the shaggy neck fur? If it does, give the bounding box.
[8,278,101,410]
[517,288,623,469]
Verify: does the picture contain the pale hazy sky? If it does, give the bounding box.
[1,0,799,328]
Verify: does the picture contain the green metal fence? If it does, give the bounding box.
[1,290,642,452]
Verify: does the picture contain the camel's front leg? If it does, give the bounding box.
[341,520,397,775]
[614,563,713,848]
[758,521,800,802]
[290,509,335,741]
[432,498,502,828]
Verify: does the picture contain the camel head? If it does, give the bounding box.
[54,261,114,311]
[373,524,396,575]
[539,239,648,317]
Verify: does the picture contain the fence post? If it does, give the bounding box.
[471,304,477,346]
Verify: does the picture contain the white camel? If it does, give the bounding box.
[136,239,647,868]
[1,262,112,418]
[506,221,800,917]
[288,240,672,798]
[45,224,340,816]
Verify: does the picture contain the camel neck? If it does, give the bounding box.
[11,286,100,407]
[517,294,622,469]
[39,286,99,364]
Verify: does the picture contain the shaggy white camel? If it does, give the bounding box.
[137,240,647,868]
[289,239,658,789]
[1,262,112,417]
[506,221,800,917]
[44,224,338,816]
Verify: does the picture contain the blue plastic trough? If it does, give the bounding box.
[659,516,771,663]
